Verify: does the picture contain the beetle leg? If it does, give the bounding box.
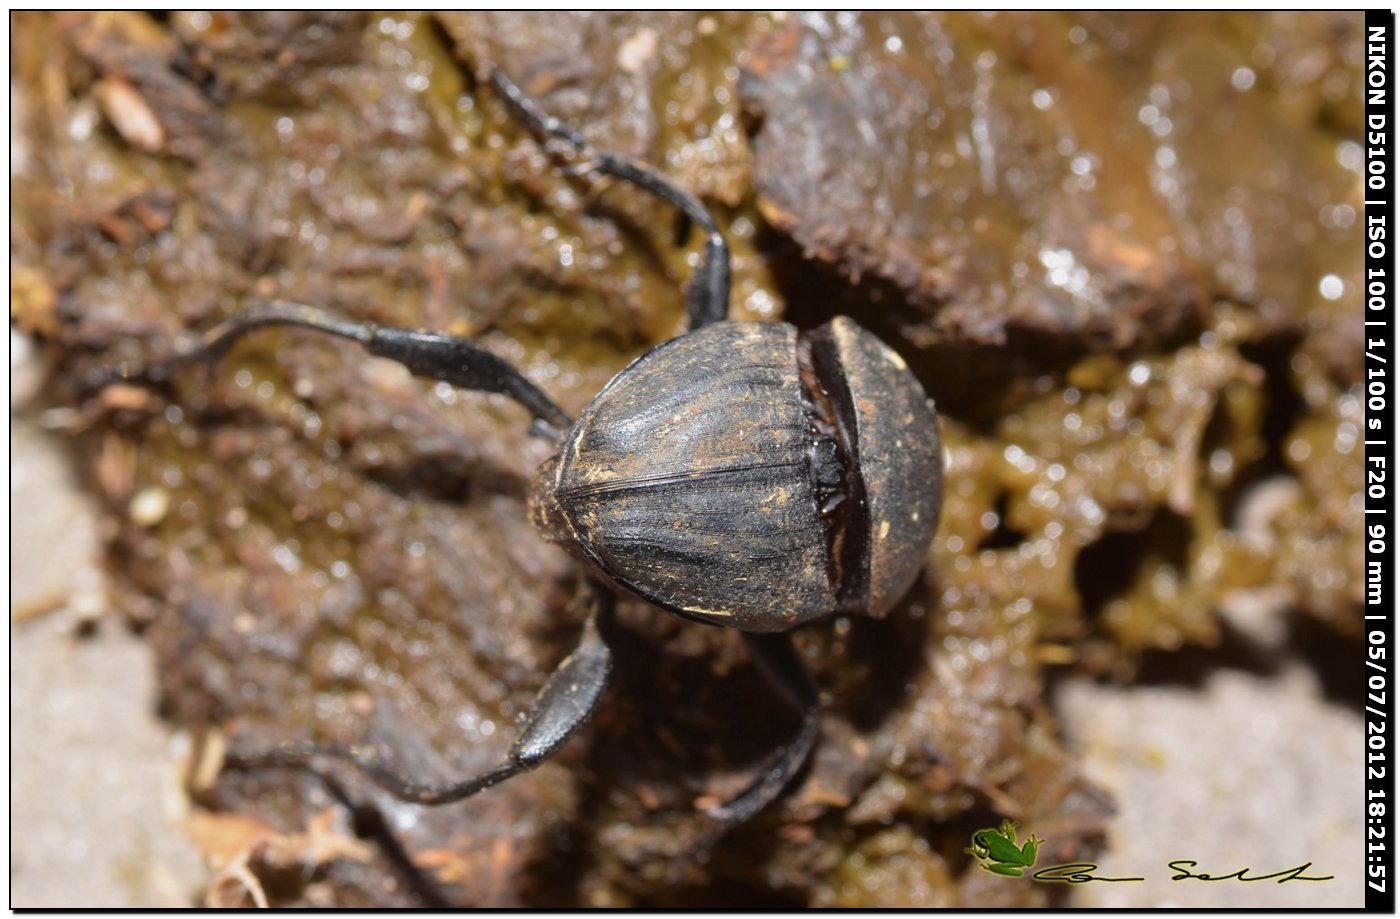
[222,584,614,805]
[84,299,571,439]
[706,632,821,824]
[489,66,731,332]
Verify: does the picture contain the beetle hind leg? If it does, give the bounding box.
[223,586,614,806]
[84,299,572,438]
[705,632,821,824]
[488,66,731,332]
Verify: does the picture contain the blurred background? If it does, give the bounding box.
[11,11,1364,907]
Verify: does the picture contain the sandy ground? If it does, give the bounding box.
[1057,665,1363,907]
[10,341,208,907]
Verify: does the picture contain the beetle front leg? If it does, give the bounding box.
[85,299,572,439]
[223,585,614,805]
[705,632,820,824]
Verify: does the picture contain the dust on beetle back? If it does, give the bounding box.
[534,322,837,631]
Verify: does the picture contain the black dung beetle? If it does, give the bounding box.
[531,317,943,633]
[90,66,944,826]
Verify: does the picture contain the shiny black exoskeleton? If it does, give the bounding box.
[532,318,942,633]
[92,67,944,826]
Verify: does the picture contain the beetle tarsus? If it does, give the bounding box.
[226,587,614,806]
[85,299,571,438]
[488,65,731,332]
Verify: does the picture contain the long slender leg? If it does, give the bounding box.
[86,300,571,438]
[489,66,731,331]
[706,632,821,824]
[223,584,615,805]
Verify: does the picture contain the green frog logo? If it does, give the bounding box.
[967,820,1044,877]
